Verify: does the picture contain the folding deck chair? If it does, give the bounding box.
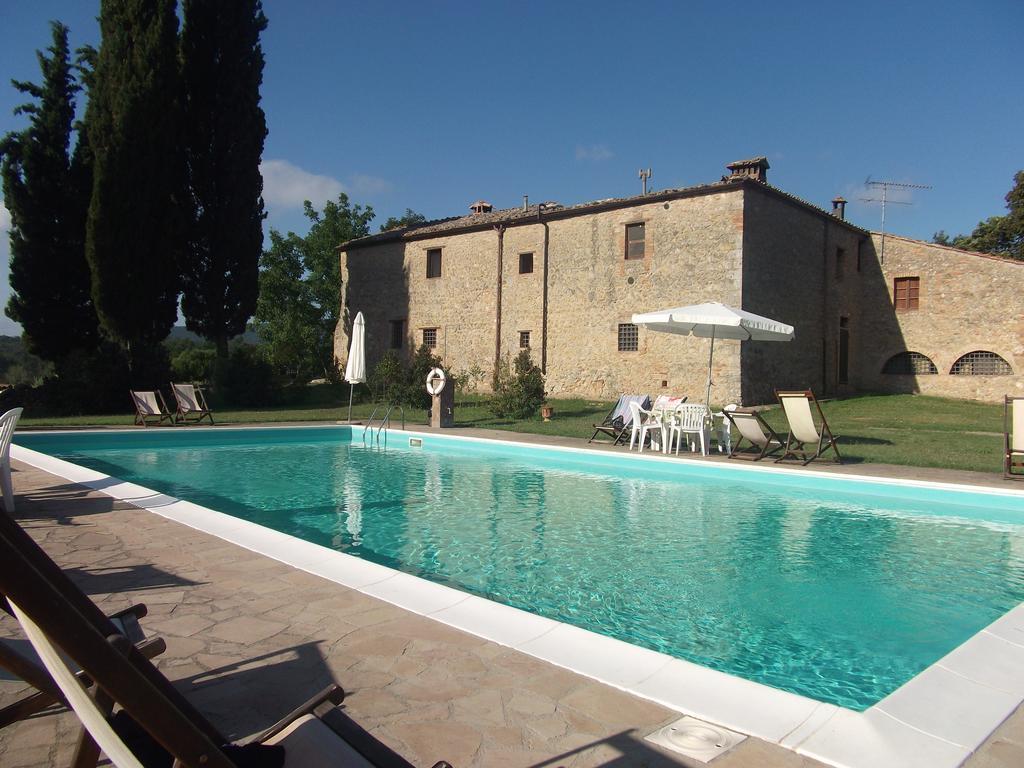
[0,600,165,730]
[171,382,215,425]
[131,391,174,427]
[0,512,452,767]
[1006,395,1024,479]
[723,407,785,461]
[589,394,650,444]
[775,390,842,465]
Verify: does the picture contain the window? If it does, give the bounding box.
[835,247,845,281]
[389,319,406,350]
[882,351,938,375]
[838,317,849,384]
[950,351,1013,376]
[426,248,442,279]
[625,222,645,260]
[519,330,530,349]
[519,252,534,274]
[893,276,919,310]
[618,323,638,352]
[422,328,437,349]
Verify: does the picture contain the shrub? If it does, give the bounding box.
[211,344,278,407]
[171,345,216,383]
[489,349,546,419]
[368,350,405,404]
[403,344,443,410]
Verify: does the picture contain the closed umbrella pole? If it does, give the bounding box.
[344,312,367,423]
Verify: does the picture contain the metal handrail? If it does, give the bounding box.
[363,403,404,447]
[362,405,382,444]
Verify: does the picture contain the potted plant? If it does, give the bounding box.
[541,404,554,421]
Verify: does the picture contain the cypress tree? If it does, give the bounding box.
[180,0,268,360]
[84,0,184,373]
[1,22,100,362]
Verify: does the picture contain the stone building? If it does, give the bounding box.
[337,158,1023,404]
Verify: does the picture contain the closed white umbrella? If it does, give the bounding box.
[343,311,366,422]
[631,302,794,406]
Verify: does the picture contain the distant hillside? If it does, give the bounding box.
[168,326,261,344]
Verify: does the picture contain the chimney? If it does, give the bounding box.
[831,196,847,220]
[725,157,769,183]
[469,200,493,215]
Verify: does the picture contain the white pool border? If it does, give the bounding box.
[13,425,1024,768]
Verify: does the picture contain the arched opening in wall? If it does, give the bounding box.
[881,351,938,375]
[950,350,1013,376]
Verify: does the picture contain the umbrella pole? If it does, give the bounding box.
[347,383,354,423]
[705,328,716,407]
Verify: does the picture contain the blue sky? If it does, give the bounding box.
[1,0,1021,335]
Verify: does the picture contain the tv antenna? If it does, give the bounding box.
[639,168,652,195]
[859,178,931,263]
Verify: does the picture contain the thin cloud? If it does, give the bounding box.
[348,173,393,197]
[260,159,345,208]
[575,144,613,162]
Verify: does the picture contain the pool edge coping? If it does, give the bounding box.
[12,427,1024,768]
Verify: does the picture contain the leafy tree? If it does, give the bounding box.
[381,208,426,232]
[180,0,268,360]
[1,22,100,363]
[253,194,374,382]
[932,171,1024,260]
[84,0,186,378]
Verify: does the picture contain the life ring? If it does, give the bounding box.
[425,367,447,395]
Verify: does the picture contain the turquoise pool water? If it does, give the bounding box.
[16,427,1024,710]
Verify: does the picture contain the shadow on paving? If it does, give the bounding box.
[62,563,200,594]
[530,729,686,767]
[172,642,340,740]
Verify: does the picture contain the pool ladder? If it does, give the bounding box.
[362,403,405,447]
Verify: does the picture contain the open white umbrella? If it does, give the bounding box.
[343,311,366,422]
[631,302,794,406]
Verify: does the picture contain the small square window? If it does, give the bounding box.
[426,248,442,279]
[893,276,919,310]
[389,319,405,350]
[519,252,534,274]
[618,323,638,352]
[625,222,645,260]
[519,331,530,349]
[422,328,437,348]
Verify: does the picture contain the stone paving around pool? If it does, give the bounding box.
[2,437,1024,767]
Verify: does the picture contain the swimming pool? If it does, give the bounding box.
[15,425,1024,714]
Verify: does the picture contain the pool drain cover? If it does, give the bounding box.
[645,716,745,762]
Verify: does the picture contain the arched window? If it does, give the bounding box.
[881,351,938,375]
[950,351,1013,376]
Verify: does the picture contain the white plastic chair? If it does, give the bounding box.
[628,400,664,452]
[0,408,23,513]
[665,403,711,455]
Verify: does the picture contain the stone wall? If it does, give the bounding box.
[858,234,1024,402]
[739,186,868,404]
[340,190,746,403]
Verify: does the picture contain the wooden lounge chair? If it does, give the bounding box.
[775,390,842,465]
[0,408,22,513]
[589,394,650,444]
[0,512,451,768]
[0,600,165,730]
[723,406,785,461]
[171,382,215,425]
[1007,395,1024,478]
[131,390,174,427]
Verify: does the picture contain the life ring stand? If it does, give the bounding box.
[425,367,447,396]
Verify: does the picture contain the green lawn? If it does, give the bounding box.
[17,393,1008,475]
